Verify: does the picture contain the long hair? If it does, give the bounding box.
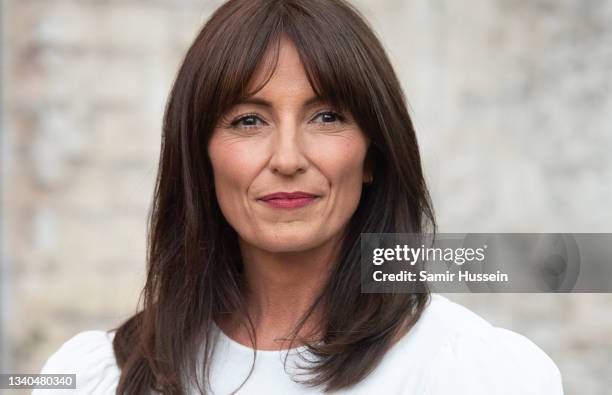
[111,0,436,393]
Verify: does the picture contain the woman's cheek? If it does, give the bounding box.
[208,140,253,225]
[309,134,367,180]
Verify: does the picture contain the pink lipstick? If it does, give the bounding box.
[258,191,320,209]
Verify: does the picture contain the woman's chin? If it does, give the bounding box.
[250,232,329,253]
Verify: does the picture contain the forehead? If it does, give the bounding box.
[245,36,316,101]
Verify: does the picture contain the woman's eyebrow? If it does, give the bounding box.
[233,95,330,108]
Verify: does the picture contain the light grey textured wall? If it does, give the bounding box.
[2,1,610,394]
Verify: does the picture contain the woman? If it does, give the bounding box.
[35,0,563,394]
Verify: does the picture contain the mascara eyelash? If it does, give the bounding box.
[229,113,261,128]
[319,111,346,123]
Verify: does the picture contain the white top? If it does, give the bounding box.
[33,294,563,394]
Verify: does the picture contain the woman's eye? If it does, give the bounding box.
[227,111,345,130]
[312,111,345,125]
[231,114,265,129]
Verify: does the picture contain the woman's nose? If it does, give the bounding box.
[268,121,309,176]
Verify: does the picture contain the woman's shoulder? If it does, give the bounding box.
[395,294,563,394]
[32,330,120,395]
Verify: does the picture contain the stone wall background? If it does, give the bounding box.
[1,0,611,394]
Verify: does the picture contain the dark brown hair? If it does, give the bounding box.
[111,0,436,393]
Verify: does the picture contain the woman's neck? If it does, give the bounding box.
[216,234,342,350]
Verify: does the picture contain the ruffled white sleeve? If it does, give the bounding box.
[422,325,563,395]
[32,330,120,395]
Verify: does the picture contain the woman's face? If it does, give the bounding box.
[208,37,370,253]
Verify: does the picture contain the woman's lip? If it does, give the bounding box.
[259,196,320,209]
[259,191,319,200]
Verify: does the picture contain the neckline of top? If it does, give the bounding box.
[211,320,312,356]
[210,294,445,357]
